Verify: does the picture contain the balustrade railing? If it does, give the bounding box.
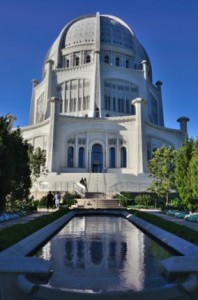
[108,182,149,195]
[32,181,78,193]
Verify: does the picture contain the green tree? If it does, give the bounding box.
[148,146,176,205]
[0,116,31,210]
[188,139,198,210]
[0,116,14,210]
[7,129,31,209]
[175,136,194,208]
[28,146,46,182]
[0,115,46,211]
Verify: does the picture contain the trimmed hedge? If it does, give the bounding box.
[129,209,198,246]
[0,208,69,252]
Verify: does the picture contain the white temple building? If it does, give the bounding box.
[21,13,189,196]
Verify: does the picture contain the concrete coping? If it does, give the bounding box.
[0,256,52,274]
[161,256,198,274]
[1,209,198,299]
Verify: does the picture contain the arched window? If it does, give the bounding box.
[67,146,74,167]
[78,147,85,168]
[109,147,116,168]
[66,59,70,68]
[115,57,120,66]
[75,57,79,66]
[121,147,127,168]
[104,55,109,64]
[85,55,91,63]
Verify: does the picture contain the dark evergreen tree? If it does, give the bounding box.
[0,115,45,211]
[0,116,15,210]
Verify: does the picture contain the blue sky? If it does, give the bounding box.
[0,0,197,138]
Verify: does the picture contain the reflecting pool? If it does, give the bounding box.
[35,216,174,292]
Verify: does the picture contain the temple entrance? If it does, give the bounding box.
[91,143,103,173]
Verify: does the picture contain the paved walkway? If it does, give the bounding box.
[0,211,50,231]
[1,209,198,233]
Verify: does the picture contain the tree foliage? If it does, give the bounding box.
[148,146,176,205]
[28,146,46,181]
[188,139,198,210]
[175,136,194,207]
[0,116,14,210]
[6,129,32,210]
[190,140,198,198]
[0,115,46,211]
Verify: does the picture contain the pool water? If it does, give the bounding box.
[35,216,174,292]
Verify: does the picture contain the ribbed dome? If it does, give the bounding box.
[42,13,152,80]
[100,15,134,49]
[65,17,96,47]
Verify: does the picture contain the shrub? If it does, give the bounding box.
[170,197,187,210]
[39,195,48,208]
[114,193,134,207]
[134,194,152,207]
[62,192,77,207]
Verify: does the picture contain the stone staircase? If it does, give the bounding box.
[95,199,123,209]
[88,173,107,193]
[75,192,124,209]
[85,192,105,199]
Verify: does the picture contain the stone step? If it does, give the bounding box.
[75,198,124,209]
[85,192,106,199]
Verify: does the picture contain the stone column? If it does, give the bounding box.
[177,116,190,134]
[86,131,89,171]
[5,114,16,130]
[116,135,120,168]
[45,60,54,119]
[74,133,78,168]
[105,131,108,171]
[94,12,101,117]
[29,79,39,124]
[141,60,148,81]
[47,97,61,172]
[155,80,164,126]
[132,97,147,174]
[62,82,66,113]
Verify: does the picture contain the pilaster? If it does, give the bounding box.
[94,12,101,117]
[47,97,61,172]
[132,97,147,174]
[45,59,54,119]
[30,79,39,125]
[155,81,164,126]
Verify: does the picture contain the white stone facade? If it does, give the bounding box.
[21,13,189,193]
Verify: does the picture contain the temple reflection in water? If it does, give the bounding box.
[37,216,171,292]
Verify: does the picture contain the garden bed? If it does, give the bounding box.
[0,211,27,223]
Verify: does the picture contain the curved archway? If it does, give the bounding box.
[91,143,103,173]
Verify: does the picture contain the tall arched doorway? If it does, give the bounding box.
[91,143,103,173]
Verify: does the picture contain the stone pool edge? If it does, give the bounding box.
[0,209,198,300]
